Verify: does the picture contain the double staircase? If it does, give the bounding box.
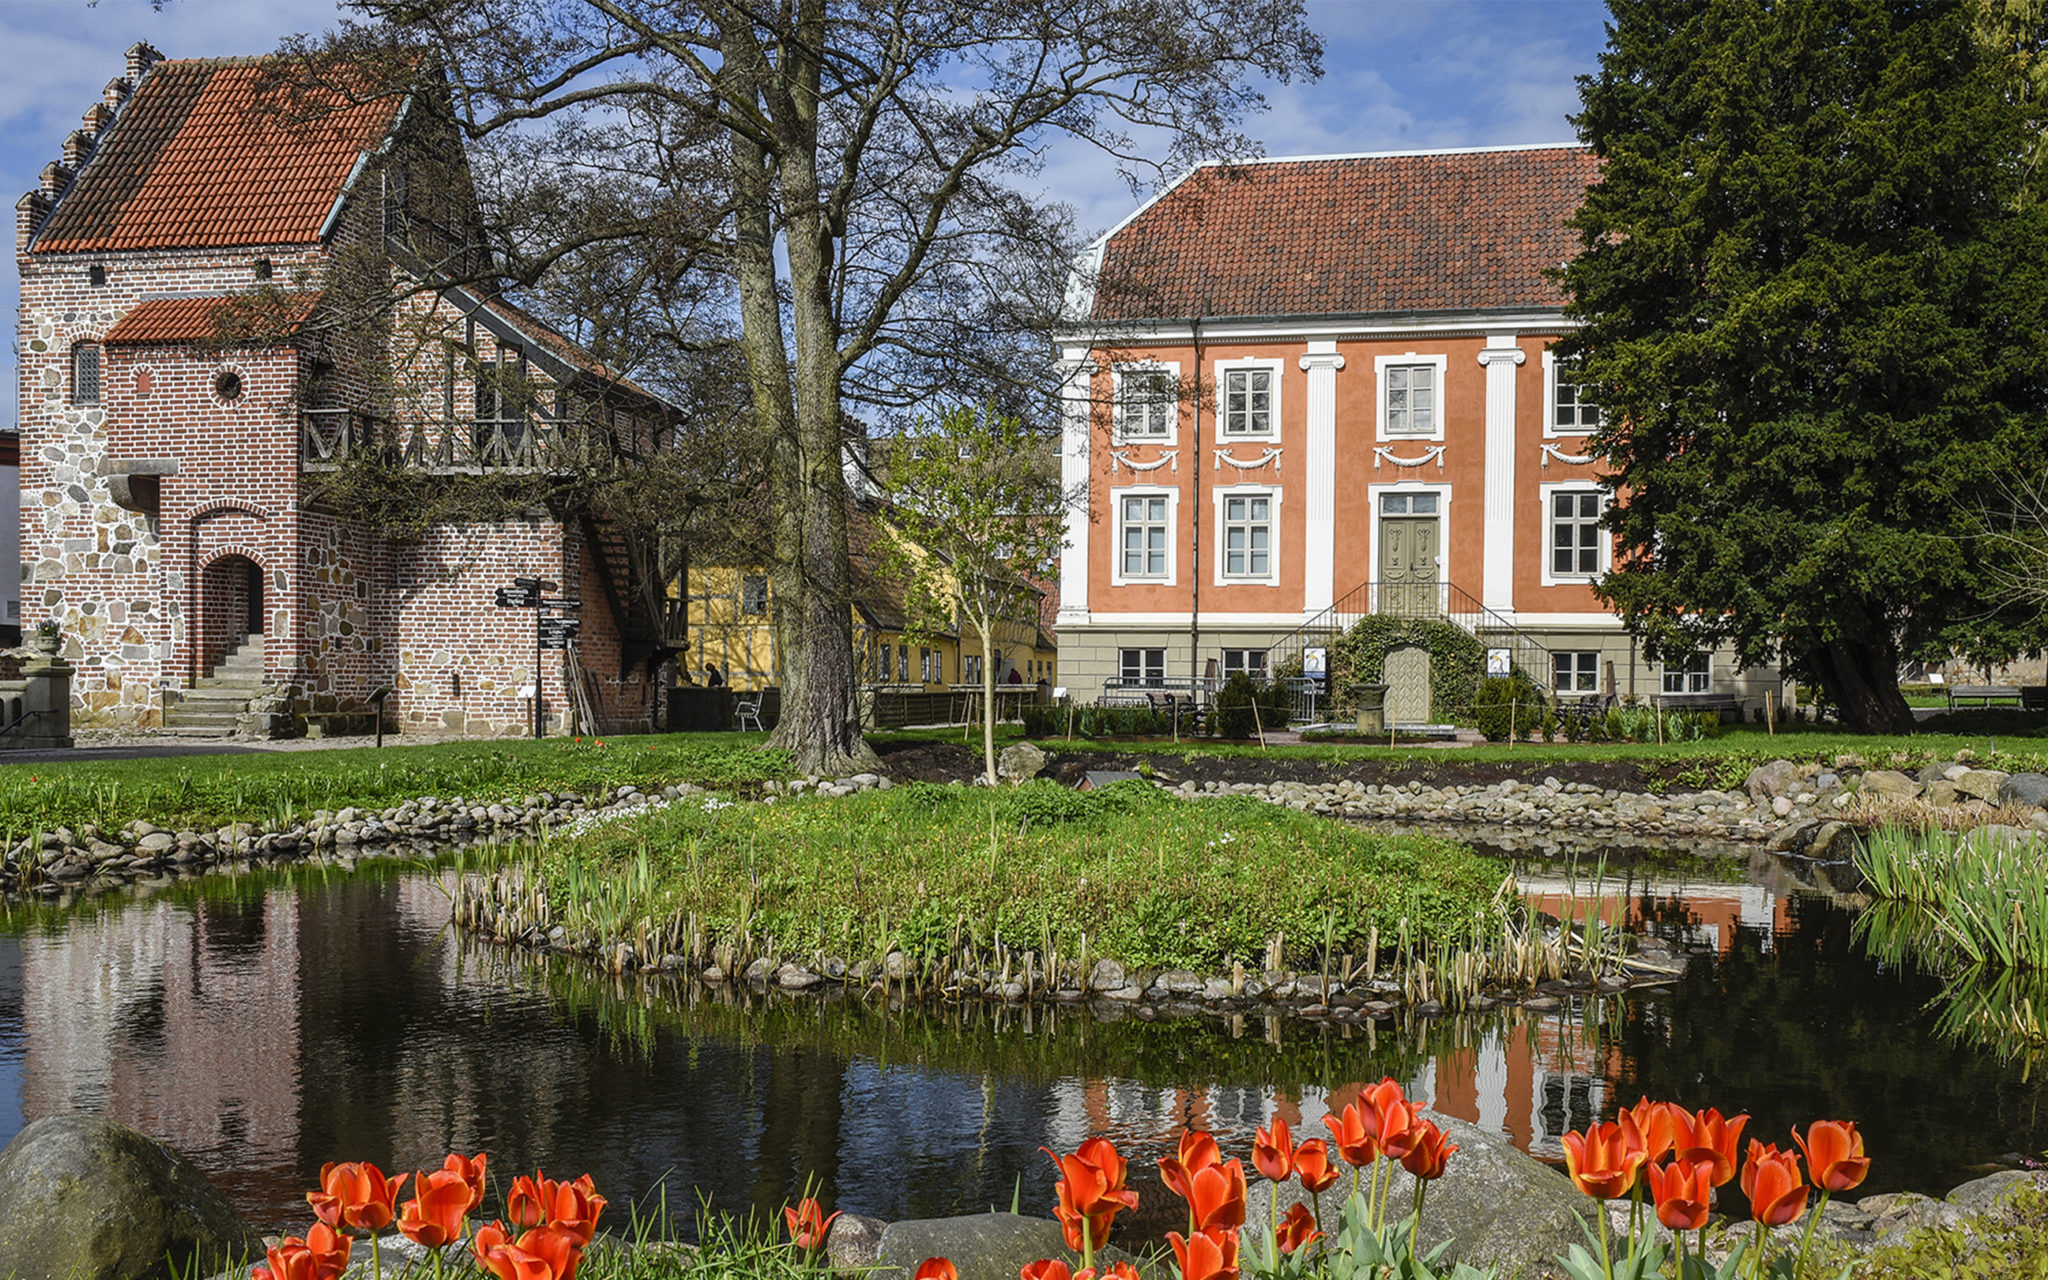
[161,635,265,738]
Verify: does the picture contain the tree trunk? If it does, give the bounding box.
[760,0,876,777]
[1806,636,1917,734]
[975,613,998,785]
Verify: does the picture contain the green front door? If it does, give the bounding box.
[1380,493,1440,616]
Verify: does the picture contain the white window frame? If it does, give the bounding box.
[1365,480,1454,607]
[1222,648,1269,678]
[965,653,983,685]
[1543,348,1602,438]
[1552,650,1601,694]
[1538,482,1610,586]
[1212,357,1284,442]
[1119,647,1167,686]
[1112,360,1180,445]
[1374,352,1449,442]
[1663,653,1712,695]
[1110,484,1178,587]
[1211,484,1281,587]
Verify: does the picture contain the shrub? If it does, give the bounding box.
[1210,672,1289,739]
[1472,674,1546,742]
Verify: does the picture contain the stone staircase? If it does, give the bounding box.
[162,635,266,738]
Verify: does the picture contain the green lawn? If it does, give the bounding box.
[0,733,789,836]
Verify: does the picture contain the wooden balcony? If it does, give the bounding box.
[300,409,617,474]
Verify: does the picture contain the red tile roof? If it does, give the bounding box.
[1089,146,1599,321]
[103,292,322,345]
[33,58,402,254]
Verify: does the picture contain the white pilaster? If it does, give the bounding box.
[1057,346,1093,626]
[1478,334,1525,617]
[1298,341,1345,615]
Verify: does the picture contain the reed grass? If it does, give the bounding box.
[1855,824,2048,971]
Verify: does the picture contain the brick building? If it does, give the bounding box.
[13,44,683,736]
[1056,145,1783,719]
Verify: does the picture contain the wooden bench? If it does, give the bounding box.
[1947,684,2024,709]
[1658,692,1744,722]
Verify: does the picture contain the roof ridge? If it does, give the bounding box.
[1193,140,1586,168]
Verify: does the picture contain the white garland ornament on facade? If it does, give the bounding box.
[1540,443,1597,467]
[1212,448,1281,472]
[1110,448,1178,474]
[1372,445,1446,470]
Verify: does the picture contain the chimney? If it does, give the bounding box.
[103,77,131,113]
[16,191,49,254]
[124,42,162,84]
[62,130,93,169]
[82,103,113,135]
[39,162,72,199]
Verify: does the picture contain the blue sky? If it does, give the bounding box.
[1,0,1612,431]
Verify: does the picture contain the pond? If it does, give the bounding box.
[0,849,2041,1240]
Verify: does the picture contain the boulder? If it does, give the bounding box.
[2001,773,2048,809]
[1745,760,1801,803]
[1953,769,2011,803]
[1766,818,1821,853]
[1924,780,1959,808]
[1946,1169,2048,1213]
[1087,959,1126,992]
[828,1212,890,1270]
[873,1213,1152,1280]
[1860,770,1922,801]
[1242,1115,1590,1275]
[997,743,1048,783]
[0,1114,265,1280]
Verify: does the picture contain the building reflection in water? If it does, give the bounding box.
[0,862,2030,1235]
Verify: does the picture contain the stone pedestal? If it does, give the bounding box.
[19,657,73,748]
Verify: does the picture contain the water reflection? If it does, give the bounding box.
[0,860,2042,1238]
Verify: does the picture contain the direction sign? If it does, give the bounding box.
[538,617,581,650]
[495,585,538,608]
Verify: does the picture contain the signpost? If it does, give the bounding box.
[494,577,580,738]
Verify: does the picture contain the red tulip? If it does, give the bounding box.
[1742,1141,1808,1227]
[1794,1121,1870,1194]
[1048,1139,1137,1252]
[257,1223,352,1280]
[1166,1226,1241,1280]
[1362,1079,1424,1162]
[442,1152,489,1212]
[1181,1159,1247,1232]
[543,1174,607,1246]
[1398,1118,1457,1181]
[507,1174,551,1230]
[1252,1116,1294,1182]
[400,1168,476,1248]
[308,1161,408,1232]
[1158,1131,1221,1201]
[1675,1108,1749,1187]
[474,1221,584,1280]
[1021,1261,1073,1280]
[1292,1139,1340,1194]
[1646,1157,1714,1232]
[915,1260,958,1280]
[1322,1103,1379,1168]
[1622,1099,1679,1166]
[1274,1203,1321,1255]
[1095,1264,1142,1280]
[784,1197,842,1252]
[1560,1122,1645,1200]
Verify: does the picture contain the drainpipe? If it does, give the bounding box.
[1190,310,1206,690]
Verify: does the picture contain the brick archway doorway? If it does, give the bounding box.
[200,554,263,677]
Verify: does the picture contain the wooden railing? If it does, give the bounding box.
[300,409,616,473]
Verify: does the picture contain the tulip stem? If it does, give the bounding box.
[1748,1219,1767,1280]
[1410,1180,1427,1258]
[1595,1196,1614,1280]
[1083,1215,1095,1273]
[372,1234,382,1280]
[1795,1189,1828,1276]
[1269,1178,1281,1272]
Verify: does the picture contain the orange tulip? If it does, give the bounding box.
[1742,1141,1808,1227]
[473,1222,583,1280]
[1560,1122,1645,1200]
[256,1223,352,1280]
[1167,1226,1241,1280]
[1021,1261,1073,1280]
[1253,1116,1294,1182]
[507,1174,551,1230]
[915,1260,959,1280]
[442,1152,489,1212]
[1675,1108,1749,1187]
[1292,1139,1340,1194]
[1623,1099,1679,1165]
[1181,1159,1247,1232]
[543,1174,607,1246]
[1398,1118,1457,1181]
[1362,1079,1425,1162]
[1158,1131,1222,1201]
[1274,1203,1321,1255]
[1794,1121,1870,1194]
[1322,1102,1379,1168]
[400,1168,476,1248]
[308,1161,409,1232]
[1095,1264,1141,1280]
[1048,1139,1138,1253]
[784,1197,842,1252]
[1646,1157,1714,1232]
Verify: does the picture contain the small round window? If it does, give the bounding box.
[213,370,244,402]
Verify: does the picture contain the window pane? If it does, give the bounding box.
[1382,494,1408,515]
[1250,497,1269,521]
[1225,497,1245,522]
[1412,494,1438,514]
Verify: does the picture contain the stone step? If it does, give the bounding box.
[193,679,265,694]
[160,724,236,739]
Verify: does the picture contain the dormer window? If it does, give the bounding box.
[72,342,101,405]
[87,265,106,287]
